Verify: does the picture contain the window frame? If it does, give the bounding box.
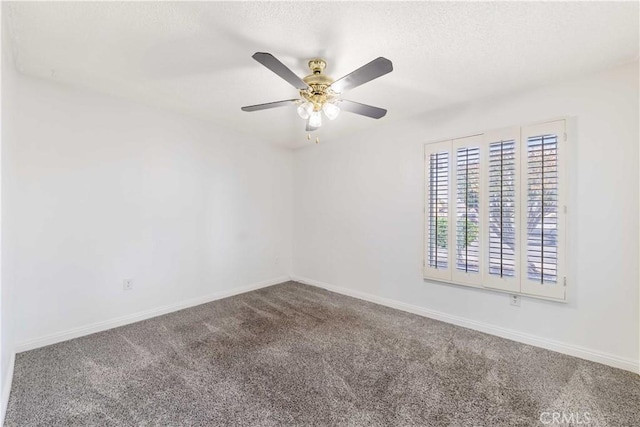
[423,118,568,302]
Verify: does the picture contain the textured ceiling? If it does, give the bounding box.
[4,2,639,148]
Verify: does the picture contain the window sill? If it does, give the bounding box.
[423,276,567,303]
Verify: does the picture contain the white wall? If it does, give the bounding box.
[2,71,293,348]
[1,14,17,421]
[293,61,640,369]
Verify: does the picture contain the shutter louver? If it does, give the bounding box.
[427,151,449,269]
[456,147,480,273]
[488,140,517,277]
[526,134,558,284]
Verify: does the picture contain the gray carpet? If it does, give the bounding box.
[5,281,640,426]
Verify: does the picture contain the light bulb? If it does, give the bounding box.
[323,102,340,120]
[297,101,313,120]
[309,111,322,128]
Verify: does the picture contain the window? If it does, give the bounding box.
[424,120,567,300]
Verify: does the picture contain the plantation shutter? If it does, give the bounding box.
[424,141,452,281]
[482,128,520,292]
[451,135,483,286]
[423,120,568,301]
[520,120,566,299]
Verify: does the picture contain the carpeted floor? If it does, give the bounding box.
[5,281,640,426]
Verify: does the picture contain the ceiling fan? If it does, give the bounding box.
[241,52,393,132]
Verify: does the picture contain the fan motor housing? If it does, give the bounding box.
[301,59,335,111]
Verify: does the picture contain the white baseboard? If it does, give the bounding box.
[1,352,16,427]
[15,276,290,353]
[291,275,639,374]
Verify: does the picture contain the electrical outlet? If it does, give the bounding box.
[510,295,520,306]
[123,279,133,291]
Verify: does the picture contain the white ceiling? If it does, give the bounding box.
[4,2,639,148]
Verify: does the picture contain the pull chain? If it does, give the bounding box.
[305,134,320,144]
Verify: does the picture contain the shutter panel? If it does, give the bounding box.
[428,151,449,269]
[424,141,452,281]
[482,128,520,292]
[452,135,483,286]
[520,120,566,299]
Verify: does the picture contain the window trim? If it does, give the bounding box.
[423,118,569,302]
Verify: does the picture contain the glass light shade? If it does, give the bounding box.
[323,102,341,120]
[297,101,313,120]
[309,111,322,128]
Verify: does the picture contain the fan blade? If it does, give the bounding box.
[338,100,387,119]
[252,52,309,90]
[329,57,393,94]
[305,120,319,132]
[241,99,298,112]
